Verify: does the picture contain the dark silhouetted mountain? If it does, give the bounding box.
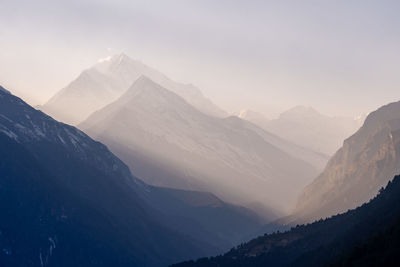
[0,85,10,94]
[172,174,400,267]
[239,106,363,156]
[331,215,400,266]
[80,76,319,213]
[140,185,264,251]
[292,100,400,223]
[40,54,226,125]
[0,87,261,266]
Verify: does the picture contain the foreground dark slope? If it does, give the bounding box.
[173,174,400,267]
[0,86,264,265]
[331,216,400,266]
[0,87,216,266]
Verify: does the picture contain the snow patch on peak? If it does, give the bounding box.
[237,109,249,118]
[97,56,112,63]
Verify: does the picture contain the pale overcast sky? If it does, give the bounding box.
[0,0,399,117]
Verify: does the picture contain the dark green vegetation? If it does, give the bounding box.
[331,213,400,266]
[0,87,263,266]
[173,175,400,267]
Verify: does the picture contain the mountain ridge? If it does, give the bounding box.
[292,100,400,223]
[41,54,226,125]
[80,76,319,213]
[172,173,400,266]
[0,87,263,266]
[238,106,363,156]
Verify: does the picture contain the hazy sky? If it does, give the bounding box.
[1,0,399,117]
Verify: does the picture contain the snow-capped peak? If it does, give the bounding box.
[97,56,112,63]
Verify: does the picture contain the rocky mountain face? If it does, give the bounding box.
[173,174,400,267]
[41,54,226,125]
[292,101,400,223]
[238,106,363,156]
[80,76,319,213]
[0,87,262,266]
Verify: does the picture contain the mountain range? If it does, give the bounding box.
[40,54,226,125]
[238,106,364,156]
[0,86,264,266]
[79,76,322,213]
[292,100,400,223]
[38,54,337,214]
[2,52,400,266]
[173,173,400,266]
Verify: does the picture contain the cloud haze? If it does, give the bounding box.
[1,0,399,116]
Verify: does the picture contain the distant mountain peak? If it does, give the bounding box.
[126,75,168,95]
[280,105,321,119]
[134,74,156,85]
[117,52,130,60]
[113,53,134,65]
[97,53,130,63]
[41,53,227,125]
[80,72,320,213]
[237,109,253,118]
[97,56,112,63]
[120,75,199,114]
[236,109,269,121]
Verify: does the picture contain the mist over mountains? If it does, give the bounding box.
[292,100,400,223]
[3,0,400,264]
[238,106,364,156]
[39,54,329,213]
[173,174,400,267]
[0,87,266,266]
[2,51,400,267]
[41,54,226,125]
[79,75,320,213]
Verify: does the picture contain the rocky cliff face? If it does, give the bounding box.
[292,101,400,222]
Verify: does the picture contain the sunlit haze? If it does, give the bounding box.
[1,0,400,117]
[2,2,400,266]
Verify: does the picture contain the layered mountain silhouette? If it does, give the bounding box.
[141,185,264,251]
[238,106,363,156]
[292,100,400,223]
[41,54,226,125]
[0,86,263,266]
[80,76,320,212]
[173,174,400,267]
